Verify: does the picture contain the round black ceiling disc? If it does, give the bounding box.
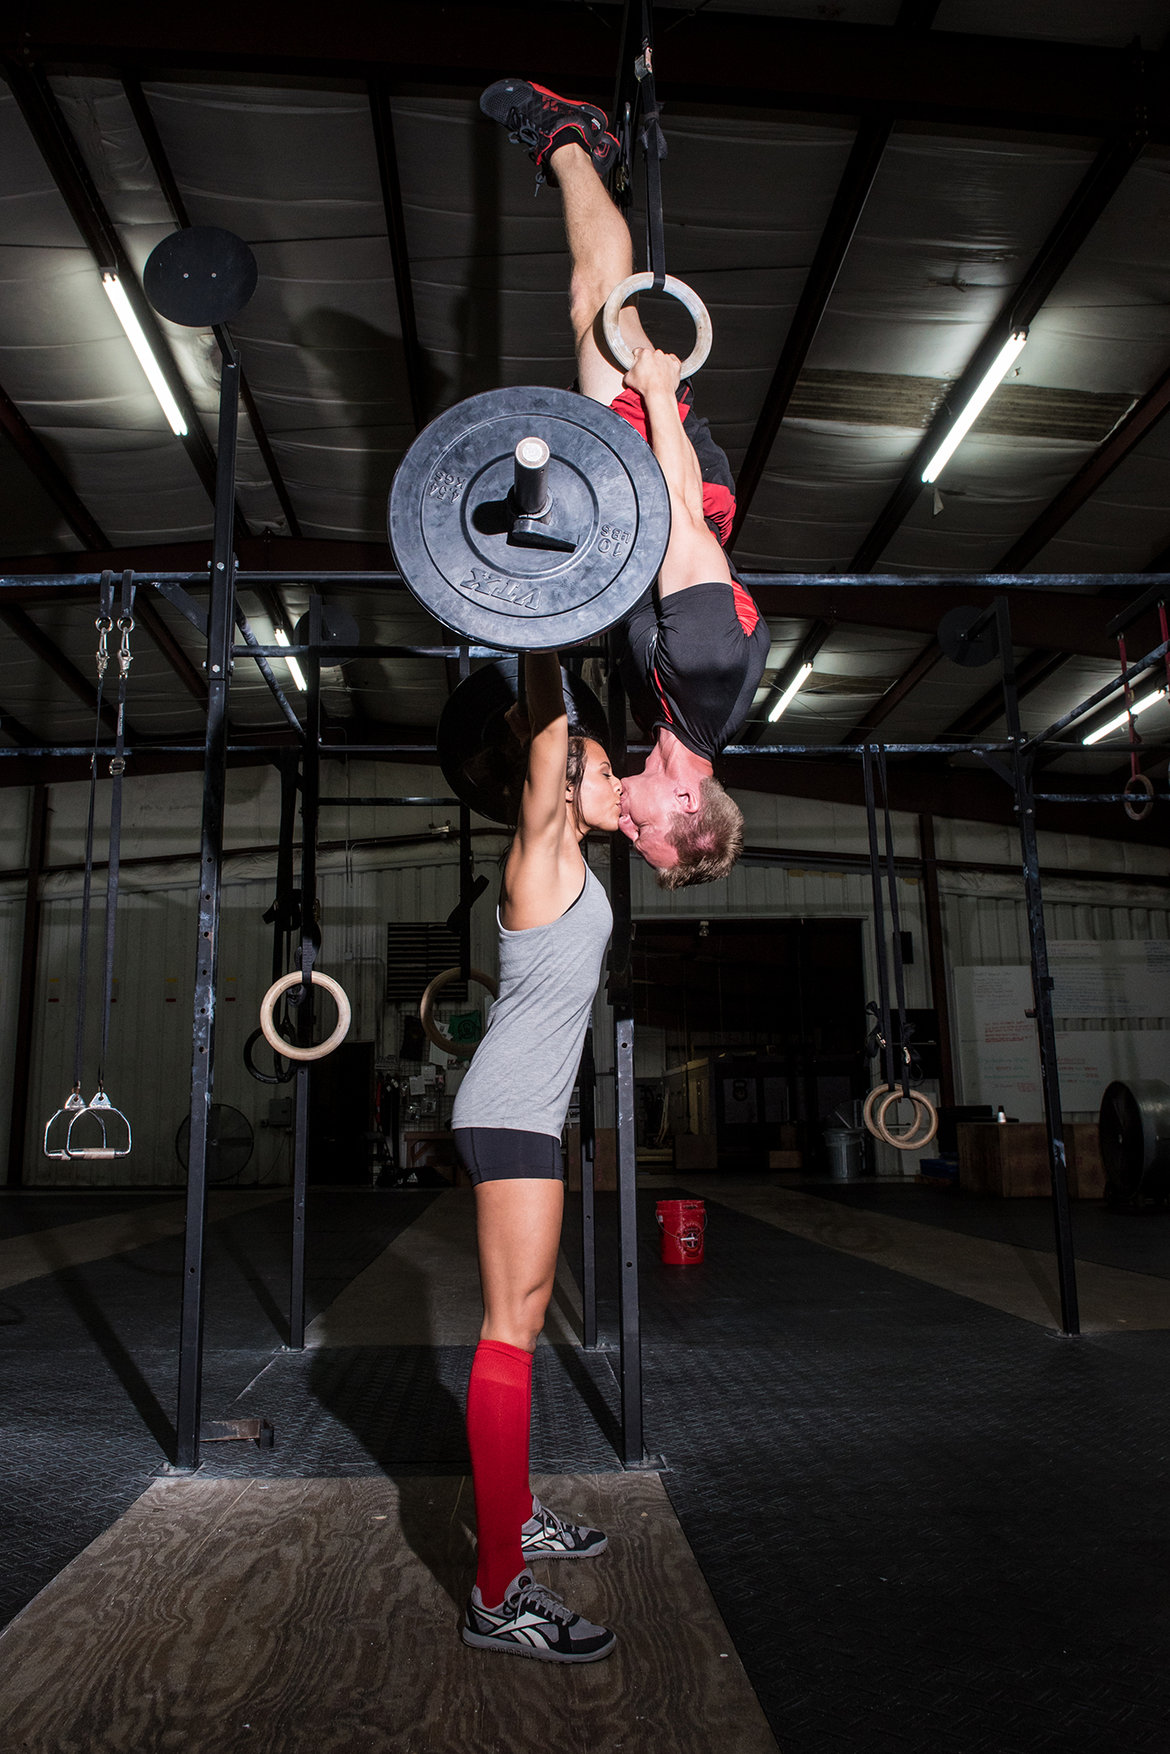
[937,604,1000,668]
[143,227,258,327]
[292,605,361,667]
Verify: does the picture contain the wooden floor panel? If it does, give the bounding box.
[0,1472,778,1754]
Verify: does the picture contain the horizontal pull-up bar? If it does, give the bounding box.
[5,570,1170,594]
[231,643,512,660]
[317,796,456,806]
[6,736,1164,763]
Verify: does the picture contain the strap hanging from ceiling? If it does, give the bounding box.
[636,0,668,291]
[95,570,134,1097]
[613,0,668,290]
[71,571,114,1102]
[245,753,300,1084]
[44,570,134,1161]
[1117,630,1155,822]
[861,744,938,1152]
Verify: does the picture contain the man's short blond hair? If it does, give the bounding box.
[656,777,744,889]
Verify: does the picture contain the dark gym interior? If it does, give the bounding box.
[2,4,1170,1750]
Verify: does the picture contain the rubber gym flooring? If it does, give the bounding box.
[1,1175,1168,1752]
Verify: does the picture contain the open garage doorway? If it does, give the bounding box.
[631,917,868,1174]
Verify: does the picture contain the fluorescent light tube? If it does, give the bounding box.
[921,331,1028,485]
[768,660,813,722]
[101,272,188,437]
[1082,688,1165,746]
[274,627,307,693]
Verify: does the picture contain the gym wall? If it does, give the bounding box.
[2,766,1167,1184]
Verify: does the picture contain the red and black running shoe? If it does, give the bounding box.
[480,78,620,183]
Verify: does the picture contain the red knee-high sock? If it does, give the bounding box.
[466,1339,534,1607]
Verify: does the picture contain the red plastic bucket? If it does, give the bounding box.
[656,1199,706,1265]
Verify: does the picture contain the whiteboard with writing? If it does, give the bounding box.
[953,966,1042,1119]
[953,965,1170,1120]
[1048,940,1170,1020]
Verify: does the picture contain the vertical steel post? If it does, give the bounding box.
[290,1061,309,1347]
[995,597,1080,1335]
[7,783,48,1186]
[457,802,473,977]
[579,1026,598,1351]
[175,342,240,1469]
[288,595,323,1350]
[606,635,643,1463]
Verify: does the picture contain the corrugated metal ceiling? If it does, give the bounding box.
[1,0,1169,819]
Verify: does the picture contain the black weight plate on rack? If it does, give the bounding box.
[437,658,610,825]
[388,386,669,650]
[1099,1077,1170,1199]
[144,227,258,327]
[937,605,1000,668]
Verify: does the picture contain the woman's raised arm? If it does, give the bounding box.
[514,651,570,849]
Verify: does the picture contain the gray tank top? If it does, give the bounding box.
[452,863,613,1139]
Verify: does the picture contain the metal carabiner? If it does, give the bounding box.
[117,612,135,678]
[95,614,113,681]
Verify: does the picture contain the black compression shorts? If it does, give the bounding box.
[454,1127,564,1185]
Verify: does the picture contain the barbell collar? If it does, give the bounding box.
[513,437,551,517]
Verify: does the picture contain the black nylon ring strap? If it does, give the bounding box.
[96,569,134,1090]
[861,745,896,1093]
[636,4,668,291]
[73,570,115,1094]
[875,744,914,1101]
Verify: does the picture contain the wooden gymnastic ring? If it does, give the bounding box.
[874,1088,939,1152]
[601,272,713,378]
[862,1085,886,1139]
[419,966,499,1059]
[1123,773,1155,822]
[259,971,351,1062]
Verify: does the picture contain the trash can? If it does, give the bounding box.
[823,1127,865,1180]
[655,1198,706,1264]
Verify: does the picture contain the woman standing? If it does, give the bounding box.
[453,650,622,1664]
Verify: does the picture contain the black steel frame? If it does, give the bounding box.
[14,348,1170,1463]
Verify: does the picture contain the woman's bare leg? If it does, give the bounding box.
[475,1177,565,1349]
[467,1178,564,1604]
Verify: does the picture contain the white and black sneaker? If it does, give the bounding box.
[521,1495,608,1561]
[462,1570,616,1663]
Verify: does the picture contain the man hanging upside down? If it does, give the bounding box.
[481,78,771,888]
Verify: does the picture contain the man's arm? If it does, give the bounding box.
[623,347,733,598]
